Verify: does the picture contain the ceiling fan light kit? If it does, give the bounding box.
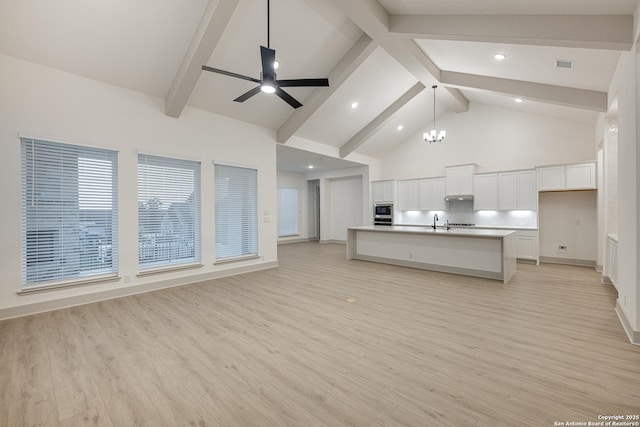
[424,85,446,143]
[201,0,329,108]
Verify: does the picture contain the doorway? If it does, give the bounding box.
[307,180,320,241]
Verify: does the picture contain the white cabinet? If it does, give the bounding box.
[498,172,518,210]
[566,163,596,189]
[473,169,536,211]
[514,230,538,263]
[479,228,539,262]
[418,177,446,211]
[397,179,420,211]
[538,166,565,191]
[537,162,596,191]
[446,164,475,196]
[372,180,395,203]
[498,170,536,210]
[399,178,446,211]
[473,174,498,210]
[516,170,537,210]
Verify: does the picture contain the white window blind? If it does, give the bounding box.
[278,188,298,237]
[214,164,257,260]
[21,138,118,288]
[138,154,201,269]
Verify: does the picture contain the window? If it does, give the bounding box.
[278,188,298,237]
[214,164,257,260]
[21,138,118,288]
[138,154,201,269]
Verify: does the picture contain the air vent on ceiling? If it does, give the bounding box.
[555,59,575,69]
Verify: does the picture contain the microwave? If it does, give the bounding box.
[374,203,393,217]
[374,204,393,225]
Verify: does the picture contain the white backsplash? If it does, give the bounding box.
[396,200,537,228]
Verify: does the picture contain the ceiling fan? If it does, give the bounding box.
[201,0,329,109]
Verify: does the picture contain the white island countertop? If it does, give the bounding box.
[347,225,517,283]
[349,225,515,238]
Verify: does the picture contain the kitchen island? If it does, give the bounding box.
[347,225,516,283]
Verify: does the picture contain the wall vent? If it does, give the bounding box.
[555,59,575,69]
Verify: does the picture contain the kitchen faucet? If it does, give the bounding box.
[432,213,438,229]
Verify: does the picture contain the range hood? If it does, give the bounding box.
[445,195,474,202]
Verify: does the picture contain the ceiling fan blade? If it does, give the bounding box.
[260,46,276,79]
[275,87,302,109]
[202,65,260,83]
[277,78,329,88]
[233,86,263,103]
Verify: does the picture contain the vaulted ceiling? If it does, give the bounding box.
[0,0,635,167]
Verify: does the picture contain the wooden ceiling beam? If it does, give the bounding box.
[390,14,633,51]
[165,0,240,118]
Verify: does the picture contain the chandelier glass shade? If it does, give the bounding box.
[424,85,446,143]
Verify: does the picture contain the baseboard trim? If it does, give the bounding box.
[320,239,346,245]
[0,261,279,321]
[354,254,504,282]
[278,237,315,245]
[615,301,640,346]
[516,258,537,265]
[539,256,596,268]
[601,275,613,285]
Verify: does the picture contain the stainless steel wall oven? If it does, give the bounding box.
[373,203,393,226]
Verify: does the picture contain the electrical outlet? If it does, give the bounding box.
[557,245,568,254]
[124,275,131,283]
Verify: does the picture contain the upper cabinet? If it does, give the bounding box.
[372,180,396,203]
[397,179,419,211]
[537,162,596,191]
[500,170,537,211]
[419,177,446,211]
[498,172,517,211]
[398,177,445,211]
[537,166,565,191]
[565,163,597,189]
[446,164,475,196]
[473,169,537,211]
[516,170,537,210]
[473,173,498,210]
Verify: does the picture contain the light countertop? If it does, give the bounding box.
[394,223,537,231]
[349,225,515,238]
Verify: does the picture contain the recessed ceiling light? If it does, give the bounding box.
[493,53,507,61]
[397,125,404,131]
[515,98,523,103]
[308,165,314,169]
[350,102,358,109]
[555,59,574,69]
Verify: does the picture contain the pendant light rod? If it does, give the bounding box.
[424,84,446,143]
[432,84,437,130]
[267,0,270,48]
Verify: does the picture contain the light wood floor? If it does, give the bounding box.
[1,242,639,427]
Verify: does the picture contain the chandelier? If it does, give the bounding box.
[424,85,446,143]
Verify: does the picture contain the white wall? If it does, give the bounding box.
[326,176,362,242]
[305,166,369,242]
[276,170,309,242]
[539,191,598,263]
[604,42,639,339]
[0,54,278,318]
[610,46,639,333]
[380,103,596,180]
